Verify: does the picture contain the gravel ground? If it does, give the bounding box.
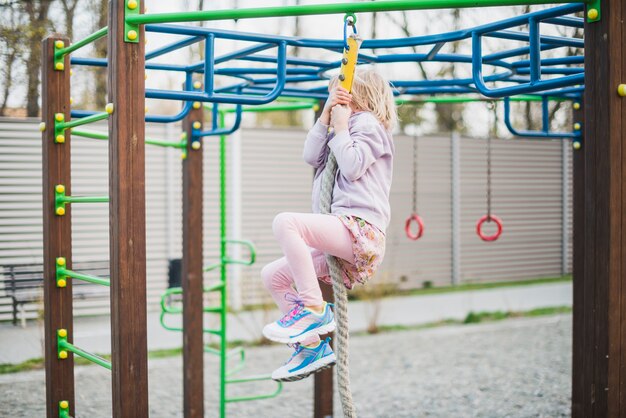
[0,314,571,418]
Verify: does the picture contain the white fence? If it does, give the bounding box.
[0,117,572,321]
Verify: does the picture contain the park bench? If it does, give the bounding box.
[1,261,110,327]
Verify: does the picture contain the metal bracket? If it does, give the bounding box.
[586,0,600,23]
[124,0,141,43]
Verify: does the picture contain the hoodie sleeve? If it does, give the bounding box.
[327,119,387,182]
[303,119,330,168]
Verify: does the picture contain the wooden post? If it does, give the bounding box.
[42,34,75,418]
[107,1,149,416]
[313,100,334,418]
[182,102,204,418]
[574,1,626,415]
[571,98,585,417]
[314,282,334,418]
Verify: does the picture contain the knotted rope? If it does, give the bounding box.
[319,151,356,418]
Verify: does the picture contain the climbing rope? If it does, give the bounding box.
[315,14,359,418]
[319,152,356,418]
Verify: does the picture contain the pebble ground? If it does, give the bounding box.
[0,314,571,418]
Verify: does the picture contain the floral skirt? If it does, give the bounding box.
[319,215,386,289]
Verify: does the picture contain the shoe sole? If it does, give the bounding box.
[272,354,337,382]
[263,321,336,344]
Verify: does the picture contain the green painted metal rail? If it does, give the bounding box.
[58,112,110,130]
[126,0,586,25]
[57,329,111,370]
[71,129,187,149]
[54,27,108,60]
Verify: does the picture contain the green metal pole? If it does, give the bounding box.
[54,27,108,59]
[219,110,228,418]
[58,112,110,130]
[59,341,112,370]
[72,129,187,149]
[58,196,109,204]
[59,268,111,287]
[127,0,585,25]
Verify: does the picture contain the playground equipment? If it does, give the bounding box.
[476,102,504,242]
[405,133,425,240]
[39,0,625,417]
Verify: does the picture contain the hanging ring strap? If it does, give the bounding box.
[476,101,503,242]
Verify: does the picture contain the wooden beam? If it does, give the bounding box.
[575,0,625,415]
[42,34,75,418]
[314,282,334,418]
[107,1,149,416]
[182,103,204,418]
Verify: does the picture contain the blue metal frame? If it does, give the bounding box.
[65,3,584,138]
[502,97,581,139]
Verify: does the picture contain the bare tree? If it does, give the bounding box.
[91,0,108,108]
[0,1,26,115]
[23,0,54,117]
[59,0,80,41]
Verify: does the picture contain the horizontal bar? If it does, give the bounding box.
[225,376,283,403]
[59,340,112,370]
[127,0,584,26]
[396,94,568,104]
[55,27,108,59]
[59,267,110,286]
[58,195,109,204]
[59,112,110,130]
[71,129,187,149]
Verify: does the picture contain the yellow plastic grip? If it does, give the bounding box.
[339,35,362,93]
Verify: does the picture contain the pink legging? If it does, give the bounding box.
[261,212,355,315]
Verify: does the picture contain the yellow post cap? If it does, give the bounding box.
[57,278,67,288]
[105,103,114,114]
[127,0,138,10]
[57,257,66,266]
[55,40,65,49]
[58,329,67,338]
[56,135,65,144]
[69,97,73,105]
[193,121,201,129]
[573,102,581,110]
[39,122,46,132]
[55,184,65,194]
[573,142,581,150]
[574,122,581,130]
[55,62,65,71]
[193,81,202,89]
[55,113,64,122]
[181,151,187,160]
[180,132,187,140]
[192,141,201,150]
[127,30,138,41]
[587,8,598,20]
[193,102,201,109]
[59,401,69,409]
[618,84,626,97]
[56,207,66,216]
[70,69,73,76]
[59,350,68,359]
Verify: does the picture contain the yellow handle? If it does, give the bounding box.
[339,34,362,93]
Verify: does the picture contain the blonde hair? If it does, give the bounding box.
[330,68,397,131]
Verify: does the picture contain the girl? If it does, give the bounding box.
[261,69,396,382]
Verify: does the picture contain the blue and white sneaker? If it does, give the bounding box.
[271,338,336,382]
[263,301,335,344]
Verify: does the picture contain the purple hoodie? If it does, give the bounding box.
[303,111,394,232]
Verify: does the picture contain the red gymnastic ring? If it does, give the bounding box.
[476,214,503,242]
[405,213,424,240]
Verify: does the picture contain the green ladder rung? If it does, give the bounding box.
[55,257,110,287]
[224,375,283,403]
[57,329,111,370]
